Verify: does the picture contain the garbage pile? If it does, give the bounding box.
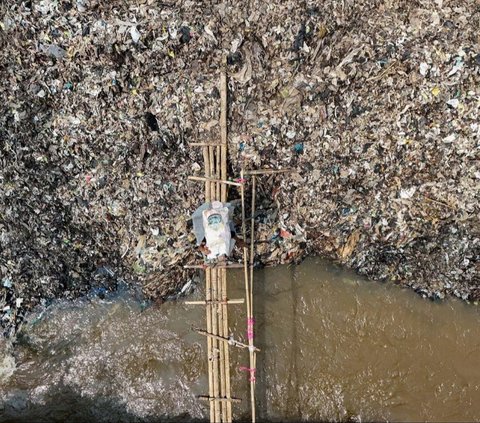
[1,0,479,335]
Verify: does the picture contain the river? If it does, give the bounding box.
[1,258,479,422]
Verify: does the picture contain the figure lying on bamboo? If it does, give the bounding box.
[192,201,244,261]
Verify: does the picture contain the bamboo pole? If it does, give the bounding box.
[216,269,226,421]
[198,396,242,403]
[216,145,221,200]
[206,268,215,422]
[184,263,245,269]
[220,59,228,202]
[196,329,261,352]
[204,141,214,422]
[244,168,294,175]
[240,170,256,422]
[184,299,244,305]
[209,146,215,198]
[249,176,256,314]
[221,268,232,422]
[220,61,231,421]
[188,176,242,187]
[210,131,225,422]
[249,175,257,423]
[211,262,221,422]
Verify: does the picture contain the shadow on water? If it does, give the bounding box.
[0,384,201,423]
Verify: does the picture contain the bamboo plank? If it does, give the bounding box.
[198,396,242,403]
[209,146,215,197]
[240,170,257,422]
[216,269,226,421]
[250,175,256,314]
[221,267,232,421]
[184,299,244,305]
[244,168,294,175]
[216,146,221,200]
[196,329,261,352]
[184,263,244,269]
[249,175,257,423]
[220,61,228,202]
[188,176,243,187]
[205,268,215,422]
[211,263,221,422]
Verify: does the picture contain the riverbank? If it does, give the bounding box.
[1,0,479,336]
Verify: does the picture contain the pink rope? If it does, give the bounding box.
[235,177,246,183]
[239,366,256,382]
[247,318,255,340]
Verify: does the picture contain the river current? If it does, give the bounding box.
[1,258,479,422]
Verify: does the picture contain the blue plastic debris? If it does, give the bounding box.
[294,143,304,154]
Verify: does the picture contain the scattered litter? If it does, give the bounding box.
[130,26,141,43]
[1,0,479,337]
[446,98,459,109]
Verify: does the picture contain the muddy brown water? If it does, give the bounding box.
[1,258,479,422]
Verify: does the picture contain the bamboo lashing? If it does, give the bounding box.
[196,329,261,352]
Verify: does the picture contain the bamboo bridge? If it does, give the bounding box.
[184,61,291,422]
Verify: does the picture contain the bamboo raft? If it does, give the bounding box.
[186,60,292,423]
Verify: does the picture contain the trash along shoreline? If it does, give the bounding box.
[1,0,479,336]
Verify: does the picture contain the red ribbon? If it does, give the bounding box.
[239,366,256,382]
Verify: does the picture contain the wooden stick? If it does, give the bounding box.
[184,263,244,269]
[184,299,244,305]
[196,329,261,352]
[198,396,242,403]
[244,168,295,175]
[188,176,242,187]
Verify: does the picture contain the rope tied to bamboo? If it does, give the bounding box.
[239,366,256,382]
